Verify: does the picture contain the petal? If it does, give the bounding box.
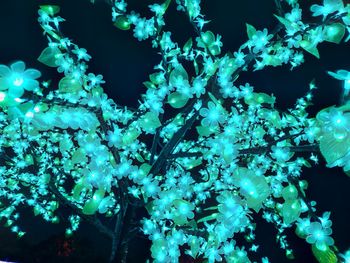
[10,61,26,73]
[0,78,9,90]
[0,65,11,77]
[23,79,39,91]
[24,69,41,79]
[8,85,24,97]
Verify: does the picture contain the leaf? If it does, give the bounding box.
[246,23,257,39]
[300,40,320,59]
[40,5,60,16]
[197,213,218,223]
[196,125,217,137]
[72,181,85,200]
[114,16,130,30]
[82,188,105,215]
[59,76,82,93]
[183,38,193,53]
[204,206,218,211]
[323,23,345,44]
[169,64,188,87]
[319,131,350,165]
[145,201,154,214]
[122,128,141,146]
[274,14,291,29]
[311,245,337,263]
[139,112,162,132]
[183,158,202,170]
[37,46,61,67]
[143,81,156,89]
[201,31,215,46]
[167,92,189,108]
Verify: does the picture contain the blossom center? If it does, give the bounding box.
[13,77,24,87]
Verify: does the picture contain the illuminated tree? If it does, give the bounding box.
[1,0,350,262]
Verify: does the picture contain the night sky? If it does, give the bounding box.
[0,0,350,262]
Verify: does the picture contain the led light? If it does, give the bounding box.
[0,92,5,102]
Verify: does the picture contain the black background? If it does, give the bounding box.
[0,0,350,262]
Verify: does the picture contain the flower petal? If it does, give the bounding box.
[24,69,41,79]
[23,79,39,91]
[0,78,9,90]
[0,65,11,77]
[8,85,24,97]
[10,61,26,73]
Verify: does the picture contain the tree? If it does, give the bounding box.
[0,0,350,262]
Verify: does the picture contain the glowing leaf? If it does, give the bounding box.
[201,31,215,46]
[183,38,193,53]
[38,47,61,67]
[40,5,60,16]
[311,245,337,263]
[300,40,320,58]
[323,23,345,44]
[59,76,82,93]
[246,23,256,39]
[82,188,105,215]
[122,128,141,146]
[114,16,130,30]
[167,92,189,108]
[140,112,161,132]
[197,213,218,223]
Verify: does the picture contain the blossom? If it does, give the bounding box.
[200,101,226,127]
[310,0,344,20]
[0,61,41,97]
[328,69,350,96]
[250,29,273,53]
[305,221,334,250]
[270,146,293,162]
[171,199,195,225]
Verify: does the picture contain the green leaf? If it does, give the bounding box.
[319,131,350,165]
[246,23,257,39]
[37,47,61,67]
[169,64,188,87]
[183,158,202,170]
[40,5,60,16]
[114,16,130,30]
[143,81,156,89]
[122,128,141,146]
[196,125,217,137]
[167,92,189,108]
[139,112,162,132]
[145,201,154,214]
[72,181,85,200]
[204,206,218,211]
[201,31,215,46]
[274,14,291,29]
[183,38,193,53]
[323,23,345,44]
[59,76,82,93]
[82,188,105,215]
[311,245,337,263]
[197,213,218,223]
[300,40,320,58]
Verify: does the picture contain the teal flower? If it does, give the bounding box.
[0,61,41,97]
[305,222,334,250]
[310,0,344,21]
[200,101,226,127]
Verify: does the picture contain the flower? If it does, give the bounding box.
[0,61,41,97]
[305,221,334,250]
[328,69,350,96]
[200,101,226,127]
[171,199,195,225]
[310,0,344,20]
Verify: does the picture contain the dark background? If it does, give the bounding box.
[0,0,349,262]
